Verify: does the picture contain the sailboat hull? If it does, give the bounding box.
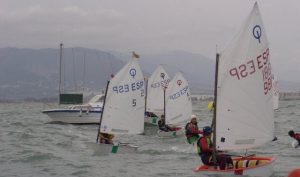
[157,128,184,138]
[43,109,101,124]
[87,142,138,154]
[144,116,158,125]
[194,156,275,177]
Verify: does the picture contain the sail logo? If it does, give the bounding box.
[177,80,182,86]
[151,79,170,88]
[112,80,144,93]
[169,85,189,100]
[252,25,262,43]
[129,68,136,78]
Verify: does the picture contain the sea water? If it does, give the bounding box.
[0,100,299,177]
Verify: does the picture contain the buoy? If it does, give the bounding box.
[287,168,300,177]
[207,101,214,111]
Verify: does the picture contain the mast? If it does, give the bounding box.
[72,48,77,92]
[144,78,148,114]
[162,71,168,119]
[83,51,86,92]
[163,86,166,119]
[59,43,63,104]
[96,81,110,143]
[212,53,219,169]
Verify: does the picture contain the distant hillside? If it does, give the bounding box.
[0,47,298,100]
[0,47,125,100]
[114,50,215,94]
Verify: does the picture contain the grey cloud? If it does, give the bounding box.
[0,0,299,82]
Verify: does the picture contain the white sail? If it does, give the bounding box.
[165,72,192,126]
[146,65,170,117]
[100,58,145,134]
[272,75,279,110]
[216,2,274,151]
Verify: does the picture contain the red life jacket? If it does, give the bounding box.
[185,122,200,138]
[197,136,213,155]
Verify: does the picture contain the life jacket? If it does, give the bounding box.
[158,119,165,128]
[100,133,114,144]
[101,133,109,138]
[185,123,190,135]
[100,133,114,140]
[185,122,199,137]
[295,133,300,142]
[197,136,212,155]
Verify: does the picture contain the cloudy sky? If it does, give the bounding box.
[0,0,299,82]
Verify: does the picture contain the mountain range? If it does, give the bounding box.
[0,47,298,101]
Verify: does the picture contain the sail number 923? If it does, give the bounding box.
[112,81,144,94]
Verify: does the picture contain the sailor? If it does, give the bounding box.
[185,115,203,144]
[99,132,114,144]
[288,130,300,143]
[197,126,214,165]
[197,126,233,170]
[158,114,176,132]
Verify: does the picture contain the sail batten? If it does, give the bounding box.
[272,75,279,110]
[216,2,274,151]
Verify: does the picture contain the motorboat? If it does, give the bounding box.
[42,94,104,124]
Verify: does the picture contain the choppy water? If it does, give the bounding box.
[0,100,299,177]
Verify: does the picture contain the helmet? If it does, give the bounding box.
[191,114,197,119]
[203,126,212,135]
[289,130,295,137]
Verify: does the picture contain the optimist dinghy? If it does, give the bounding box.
[94,52,145,154]
[194,2,275,176]
[145,65,170,125]
[157,72,192,138]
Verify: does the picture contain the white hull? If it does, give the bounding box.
[43,94,104,124]
[87,142,138,154]
[157,128,184,138]
[144,116,158,125]
[43,109,101,124]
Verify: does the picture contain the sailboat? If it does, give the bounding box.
[42,43,104,124]
[157,72,192,138]
[145,65,170,125]
[194,2,275,176]
[94,53,145,153]
[272,75,279,110]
